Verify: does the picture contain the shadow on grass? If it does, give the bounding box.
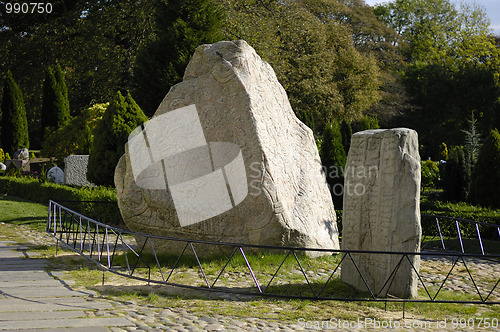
[1,216,47,224]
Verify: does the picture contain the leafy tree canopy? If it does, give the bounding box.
[376,0,500,159]
[222,0,383,134]
[0,0,152,148]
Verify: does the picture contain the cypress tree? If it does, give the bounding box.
[320,122,347,209]
[0,70,29,154]
[87,91,148,186]
[469,129,500,208]
[132,0,224,116]
[54,64,70,121]
[41,65,70,141]
[340,120,353,156]
[443,146,469,202]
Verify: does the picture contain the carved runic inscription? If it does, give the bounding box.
[341,129,421,299]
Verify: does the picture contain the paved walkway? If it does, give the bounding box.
[0,239,134,331]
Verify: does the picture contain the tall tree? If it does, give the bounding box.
[0,70,29,153]
[340,120,352,155]
[132,0,225,116]
[41,64,70,141]
[376,0,500,159]
[0,0,152,148]
[222,0,382,135]
[470,129,500,208]
[320,121,347,209]
[87,91,148,186]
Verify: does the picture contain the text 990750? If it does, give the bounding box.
[5,2,52,14]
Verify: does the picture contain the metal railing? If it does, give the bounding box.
[421,214,500,255]
[47,200,500,304]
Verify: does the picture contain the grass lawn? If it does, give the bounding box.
[0,194,48,232]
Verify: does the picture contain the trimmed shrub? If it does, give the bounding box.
[0,70,29,154]
[41,103,108,161]
[320,121,346,209]
[470,129,500,208]
[87,91,148,186]
[421,160,440,188]
[0,148,5,163]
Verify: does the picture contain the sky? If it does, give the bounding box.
[364,0,500,36]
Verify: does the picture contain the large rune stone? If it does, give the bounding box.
[115,40,339,256]
[341,128,421,298]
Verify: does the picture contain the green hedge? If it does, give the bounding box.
[0,176,125,228]
[421,198,500,239]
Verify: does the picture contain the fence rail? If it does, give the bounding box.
[421,214,500,256]
[47,200,500,305]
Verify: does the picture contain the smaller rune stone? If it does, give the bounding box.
[341,128,421,299]
[47,166,65,184]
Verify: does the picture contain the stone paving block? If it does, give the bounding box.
[0,265,48,271]
[0,300,112,312]
[0,258,46,265]
[0,287,90,298]
[2,326,109,332]
[0,311,86,321]
[0,271,51,280]
[0,280,67,288]
[2,327,110,332]
[0,317,133,330]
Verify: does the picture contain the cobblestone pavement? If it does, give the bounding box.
[1,222,499,331]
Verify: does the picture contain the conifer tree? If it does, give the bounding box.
[469,129,500,208]
[0,70,29,153]
[41,65,70,141]
[443,146,468,202]
[320,122,347,209]
[340,120,353,156]
[87,91,148,186]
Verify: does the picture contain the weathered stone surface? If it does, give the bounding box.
[64,155,93,186]
[47,166,65,184]
[0,163,5,171]
[13,148,29,161]
[115,40,338,256]
[5,159,27,170]
[340,128,421,298]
